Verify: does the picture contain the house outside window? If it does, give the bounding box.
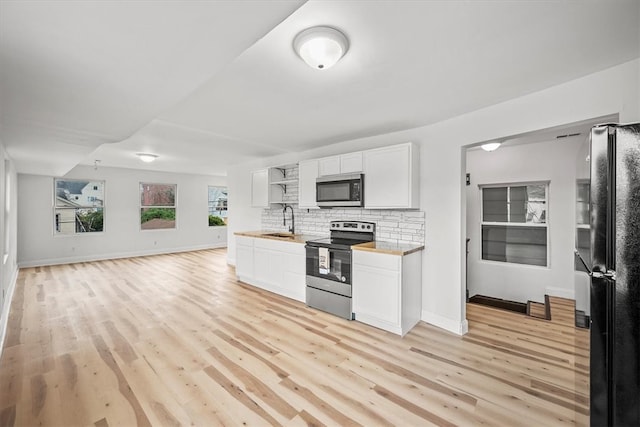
[208,186,227,226]
[481,182,548,266]
[140,183,176,230]
[54,179,104,235]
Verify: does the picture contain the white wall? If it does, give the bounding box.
[18,165,227,267]
[0,141,20,357]
[228,59,640,335]
[465,137,584,303]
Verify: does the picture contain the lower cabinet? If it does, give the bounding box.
[236,236,255,282]
[352,249,422,336]
[235,236,305,302]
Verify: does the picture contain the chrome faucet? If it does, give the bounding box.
[283,205,295,234]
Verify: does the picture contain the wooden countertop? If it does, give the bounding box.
[234,230,323,245]
[235,231,424,256]
[352,241,424,256]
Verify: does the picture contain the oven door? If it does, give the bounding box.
[305,245,352,285]
[316,174,363,207]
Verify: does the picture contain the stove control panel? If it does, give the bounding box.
[330,221,375,232]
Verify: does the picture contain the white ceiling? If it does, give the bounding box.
[1,0,639,177]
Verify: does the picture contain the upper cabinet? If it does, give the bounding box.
[298,159,319,209]
[363,143,419,209]
[251,168,269,208]
[318,156,340,176]
[252,142,418,210]
[340,152,363,173]
[318,152,363,176]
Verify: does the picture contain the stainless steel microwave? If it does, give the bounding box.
[316,173,364,208]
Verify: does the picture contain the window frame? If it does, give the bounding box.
[139,182,177,231]
[53,178,106,236]
[479,181,550,268]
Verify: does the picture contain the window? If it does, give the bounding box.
[575,180,590,272]
[481,183,548,266]
[208,186,227,226]
[140,183,176,230]
[54,179,104,235]
[575,180,590,226]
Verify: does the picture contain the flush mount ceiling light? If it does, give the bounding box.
[136,153,158,163]
[481,142,502,152]
[293,26,349,70]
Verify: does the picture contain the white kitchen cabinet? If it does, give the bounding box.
[340,152,363,173]
[352,249,422,336]
[318,152,363,176]
[254,245,284,288]
[318,156,341,176]
[363,143,419,209]
[235,236,255,282]
[251,169,269,207]
[298,159,319,209]
[235,235,306,302]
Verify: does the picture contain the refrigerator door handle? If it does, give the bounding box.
[592,270,616,280]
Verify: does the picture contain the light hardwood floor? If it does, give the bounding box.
[0,249,589,426]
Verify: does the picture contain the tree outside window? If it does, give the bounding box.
[54,179,104,235]
[140,183,176,230]
[208,186,227,226]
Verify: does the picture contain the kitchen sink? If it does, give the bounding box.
[264,232,296,239]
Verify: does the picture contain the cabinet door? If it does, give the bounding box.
[318,156,341,176]
[340,152,363,173]
[298,160,319,209]
[253,247,281,284]
[353,250,402,333]
[364,144,415,208]
[282,248,306,302]
[253,247,271,283]
[235,237,254,280]
[353,264,401,327]
[251,169,269,207]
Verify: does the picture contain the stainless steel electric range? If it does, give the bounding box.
[305,221,375,319]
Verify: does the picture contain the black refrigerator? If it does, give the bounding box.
[582,123,640,426]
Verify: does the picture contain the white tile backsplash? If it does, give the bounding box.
[262,207,425,244]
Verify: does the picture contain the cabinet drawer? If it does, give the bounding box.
[254,237,302,254]
[236,236,254,247]
[353,250,400,271]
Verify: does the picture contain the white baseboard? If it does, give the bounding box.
[421,310,468,336]
[545,286,575,300]
[18,243,227,268]
[0,264,19,359]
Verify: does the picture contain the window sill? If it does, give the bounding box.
[478,259,550,270]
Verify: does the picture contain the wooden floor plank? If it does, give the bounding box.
[0,249,590,426]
